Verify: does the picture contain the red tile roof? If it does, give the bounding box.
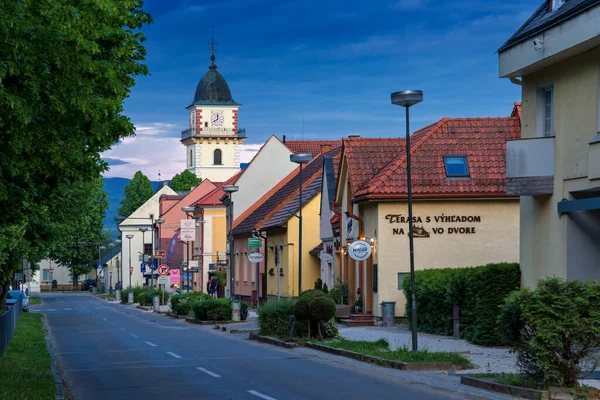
[352,116,521,200]
[284,140,342,157]
[342,138,406,195]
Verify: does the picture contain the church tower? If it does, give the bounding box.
[180,39,245,182]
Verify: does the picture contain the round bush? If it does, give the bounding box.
[309,295,336,322]
[294,290,326,321]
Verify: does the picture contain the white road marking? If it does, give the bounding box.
[109,322,116,326]
[145,341,157,347]
[95,307,102,310]
[120,328,125,331]
[196,367,220,377]
[130,334,139,338]
[166,352,182,359]
[48,309,56,311]
[64,308,72,311]
[102,318,108,321]
[247,390,277,400]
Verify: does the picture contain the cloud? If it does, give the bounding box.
[103,157,130,166]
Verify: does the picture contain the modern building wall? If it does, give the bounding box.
[519,46,600,287]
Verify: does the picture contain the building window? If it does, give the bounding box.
[544,87,553,137]
[398,273,408,290]
[43,269,54,282]
[550,0,565,11]
[214,149,222,165]
[143,243,152,257]
[189,149,193,167]
[204,121,208,128]
[443,156,469,177]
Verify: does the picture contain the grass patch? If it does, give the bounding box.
[327,339,469,365]
[0,313,56,400]
[326,338,470,364]
[30,297,42,305]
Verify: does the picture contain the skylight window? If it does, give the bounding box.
[444,156,470,177]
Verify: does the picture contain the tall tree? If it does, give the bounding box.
[169,170,202,192]
[118,170,154,218]
[0,0,151,307]
[49,176,110,288]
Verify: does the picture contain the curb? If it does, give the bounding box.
[184,317,240,325]
[136,305,153,311]
[304,342,455,371]
[230,329,259,334]
[460,376,548,400]
[166,312,186,319]
[42,315,65,400]
[248,333,298,348]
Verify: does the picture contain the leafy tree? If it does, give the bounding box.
[49,177,110,288]
[169,170,201,192]
[118,170,154,218]
[0,0,151,307]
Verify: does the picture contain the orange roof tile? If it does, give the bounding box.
[284,140,342,157]
[352,116,521,200]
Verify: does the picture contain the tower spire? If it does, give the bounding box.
[208,26,218,70]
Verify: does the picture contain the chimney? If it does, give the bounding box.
[320,143,333,154]
[348,134,361,139]
[283,134,286,143]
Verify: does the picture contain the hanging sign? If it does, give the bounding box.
[347,240,372,261]
[180,219,196,241]
[319,251,333,263]
[248,252,264,263]
[170,269,180,286]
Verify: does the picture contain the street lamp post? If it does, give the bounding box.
[139,227,149,286]
[391,89,423,352]
[290,153,312,296]
[222,185,239,299]
[126,234,134,288]
[155,219,165,289]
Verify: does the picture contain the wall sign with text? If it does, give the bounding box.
[385,214,482,237]
[348,240,372,261]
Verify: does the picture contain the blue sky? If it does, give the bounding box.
[102,0,540,179]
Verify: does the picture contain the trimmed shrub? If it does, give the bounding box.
[172,292,212,316]
[240,301,249,321]
[192,298,231,321]
[295,290,329,338]
[257,299,296,337]
[309,295,336,339]
[402,262,520,346]
[499,278,600,389]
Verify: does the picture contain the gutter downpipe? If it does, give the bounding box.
[331,201,344,304]
[509,77,522,86]
[346,206,365,314]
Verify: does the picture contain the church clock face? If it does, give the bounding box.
[211,112,224,127]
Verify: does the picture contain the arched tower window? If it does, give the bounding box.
[189,149,193,166]
[213,149,222,165]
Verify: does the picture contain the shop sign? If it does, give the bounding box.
[347,240,372,261]
[248,252,264,263]
[385,214,482,237]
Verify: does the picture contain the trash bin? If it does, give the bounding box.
[152,295,160,312]
[231,299,241,322]
[128,292,134,304]
[115,290,121,301]
[381,301,396,327]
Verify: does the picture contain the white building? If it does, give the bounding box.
[118,185,177,288]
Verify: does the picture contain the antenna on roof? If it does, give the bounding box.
[158,169,162,181]
[208,26,218,68]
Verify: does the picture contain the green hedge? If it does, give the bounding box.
[191,298,231,321]
[171,292,212,316]
[120,287,168,305]
[257,299,296,337]
[402,262,520,346]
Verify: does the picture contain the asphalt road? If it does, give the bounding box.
[38,294,472,400]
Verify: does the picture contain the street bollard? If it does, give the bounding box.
[231,299,241,322]
[115,290,121,301]
[128,292,134,304]
[152,295,160,312]
[92,287,96,295]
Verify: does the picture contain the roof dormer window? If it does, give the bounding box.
[550,0,565,12]
[444,155,470,178]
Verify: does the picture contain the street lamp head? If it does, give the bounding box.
[138,227,149,233]
[126,235,134,239]
[391,90,423,107]
[114,216,125,223]
[290,153,312,164]
[181,206,194,213]
[222,185,239,193]
[155,219,165,224]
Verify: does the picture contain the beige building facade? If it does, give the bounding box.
[499,0,600,287]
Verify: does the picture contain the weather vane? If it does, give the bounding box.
[208,26,218,62]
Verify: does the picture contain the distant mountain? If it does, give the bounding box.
[102,177,162,238]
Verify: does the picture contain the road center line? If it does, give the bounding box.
[48,309,56,311]
[145,341,157,347]
[64,308,72,310]
[102,318,108,321]
[247,390,277,400]
[130,334,139,338]
[166,352,182,359]
[120,328,125,331]
[196,367,220,377]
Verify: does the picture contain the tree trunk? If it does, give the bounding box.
[0,283,9,310]
[317,320,324,341]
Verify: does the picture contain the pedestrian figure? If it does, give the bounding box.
[210,277,218,298]
[206,277,211,294]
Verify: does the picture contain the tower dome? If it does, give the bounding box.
[191,55,240,106]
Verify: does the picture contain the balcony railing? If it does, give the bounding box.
[181,128,246,140]
[506,136,554,196]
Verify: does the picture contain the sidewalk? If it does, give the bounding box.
[338,325,517,374]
